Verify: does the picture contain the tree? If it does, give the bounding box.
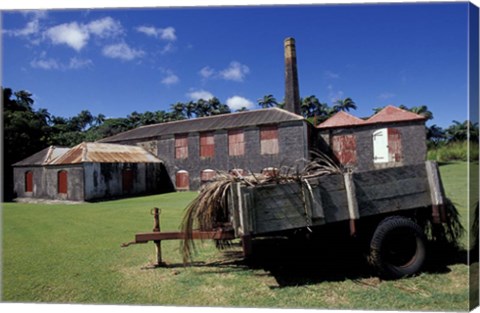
[185,101,197,119]
[426,124,446,146]
[406,105,434,121]
[301,95,320,118]
[2,87,51,200]
[446,120,479,142]
[257,94,278,109]
[333,97,357,113]
[170,102,186,120]
[14,90,34,110]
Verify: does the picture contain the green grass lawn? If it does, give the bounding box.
[1,162,477,310]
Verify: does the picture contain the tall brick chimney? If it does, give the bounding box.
[284,37,301,115]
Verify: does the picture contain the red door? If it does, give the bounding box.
[58,171,68,194]
[122,168,134,193]
[25,171,33,192]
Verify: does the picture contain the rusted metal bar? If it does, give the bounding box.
[135,229,235,243]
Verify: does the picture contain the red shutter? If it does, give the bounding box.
[200,132,215,158]
[332,135,357,165]
[260,125,279,155]
[228,129,245,156]
[58,171,68,194]
[175,134,189,159]
[25,171,33,192]
[388,128,402,162]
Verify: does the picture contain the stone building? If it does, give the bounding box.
[99,108,315,190]
[316,105,427,172]
[13,142,170,201]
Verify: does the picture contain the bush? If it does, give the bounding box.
[428,141,479,162]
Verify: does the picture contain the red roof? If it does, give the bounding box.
[366,105,426,124]
[316,111,365,129]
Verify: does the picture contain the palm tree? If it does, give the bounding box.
[257,94,278,109]
[94,114,106,126]
[185,101,197,119]
[195,99,210,117]
[170,102,186,120]
[333,97,357,112]
[301,95,322,118]
[446,120,479,142]
[427,124,445,146]
[408,105,434,121]
[14,90,34,111]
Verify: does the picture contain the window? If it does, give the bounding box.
[332,134,357,165]
[200,132,215,158]
[122,168,134,193]
[175,170,190,190]
[373,128,402,163]
[228,129,245,156]
[58,170,68,194]
[175,134,189,159]
[25,171,33,192]
[260,125,279,155]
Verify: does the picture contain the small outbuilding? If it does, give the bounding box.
[316,105,427,172]
[13,142,172,202]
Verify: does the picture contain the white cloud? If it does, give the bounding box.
[30,57,60,70]
[30,55,93,70]
[199,66,215,79]
[44,22,90,51]
[160,42,175,54]
[5,19,39,37]
[219,61,250,82]
[187,89,214,101]
[136,25,177,41]
[43,17,123,51]
[161,72,180,86]
[327,84,344,103]
[226,96,254,110]
[102,43,145,60]
[86,17,123,38]
[68,57,93,69]
[5,10,46,38]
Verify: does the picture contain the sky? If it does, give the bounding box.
[1,1,477,128]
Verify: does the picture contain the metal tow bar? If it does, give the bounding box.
[121,207,235,267]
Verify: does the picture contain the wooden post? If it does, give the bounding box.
[425,161,446,223]
[152,208,164,266]
[344,172,360,236]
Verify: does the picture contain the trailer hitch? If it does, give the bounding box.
[121,207,235,267]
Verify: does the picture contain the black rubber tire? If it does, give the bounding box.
[370,216,427,280]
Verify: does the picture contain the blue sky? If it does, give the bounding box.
[1,2,475,128]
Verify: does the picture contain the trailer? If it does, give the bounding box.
[122,160,451,279]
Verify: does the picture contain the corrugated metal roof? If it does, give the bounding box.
[316,111,365,129]
[99,108,304,143]
[366,105,426,124]
[49,142,163,165]
[13,146,70,166]
[316,105,426,130]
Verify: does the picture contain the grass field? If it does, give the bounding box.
[1,162,477,310]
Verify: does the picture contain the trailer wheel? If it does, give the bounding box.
[369,216,427,280]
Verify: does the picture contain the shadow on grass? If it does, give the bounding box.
[157,234,471,288]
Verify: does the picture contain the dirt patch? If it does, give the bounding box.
[14,197,84,205]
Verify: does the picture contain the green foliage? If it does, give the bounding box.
[427,141,479,163]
